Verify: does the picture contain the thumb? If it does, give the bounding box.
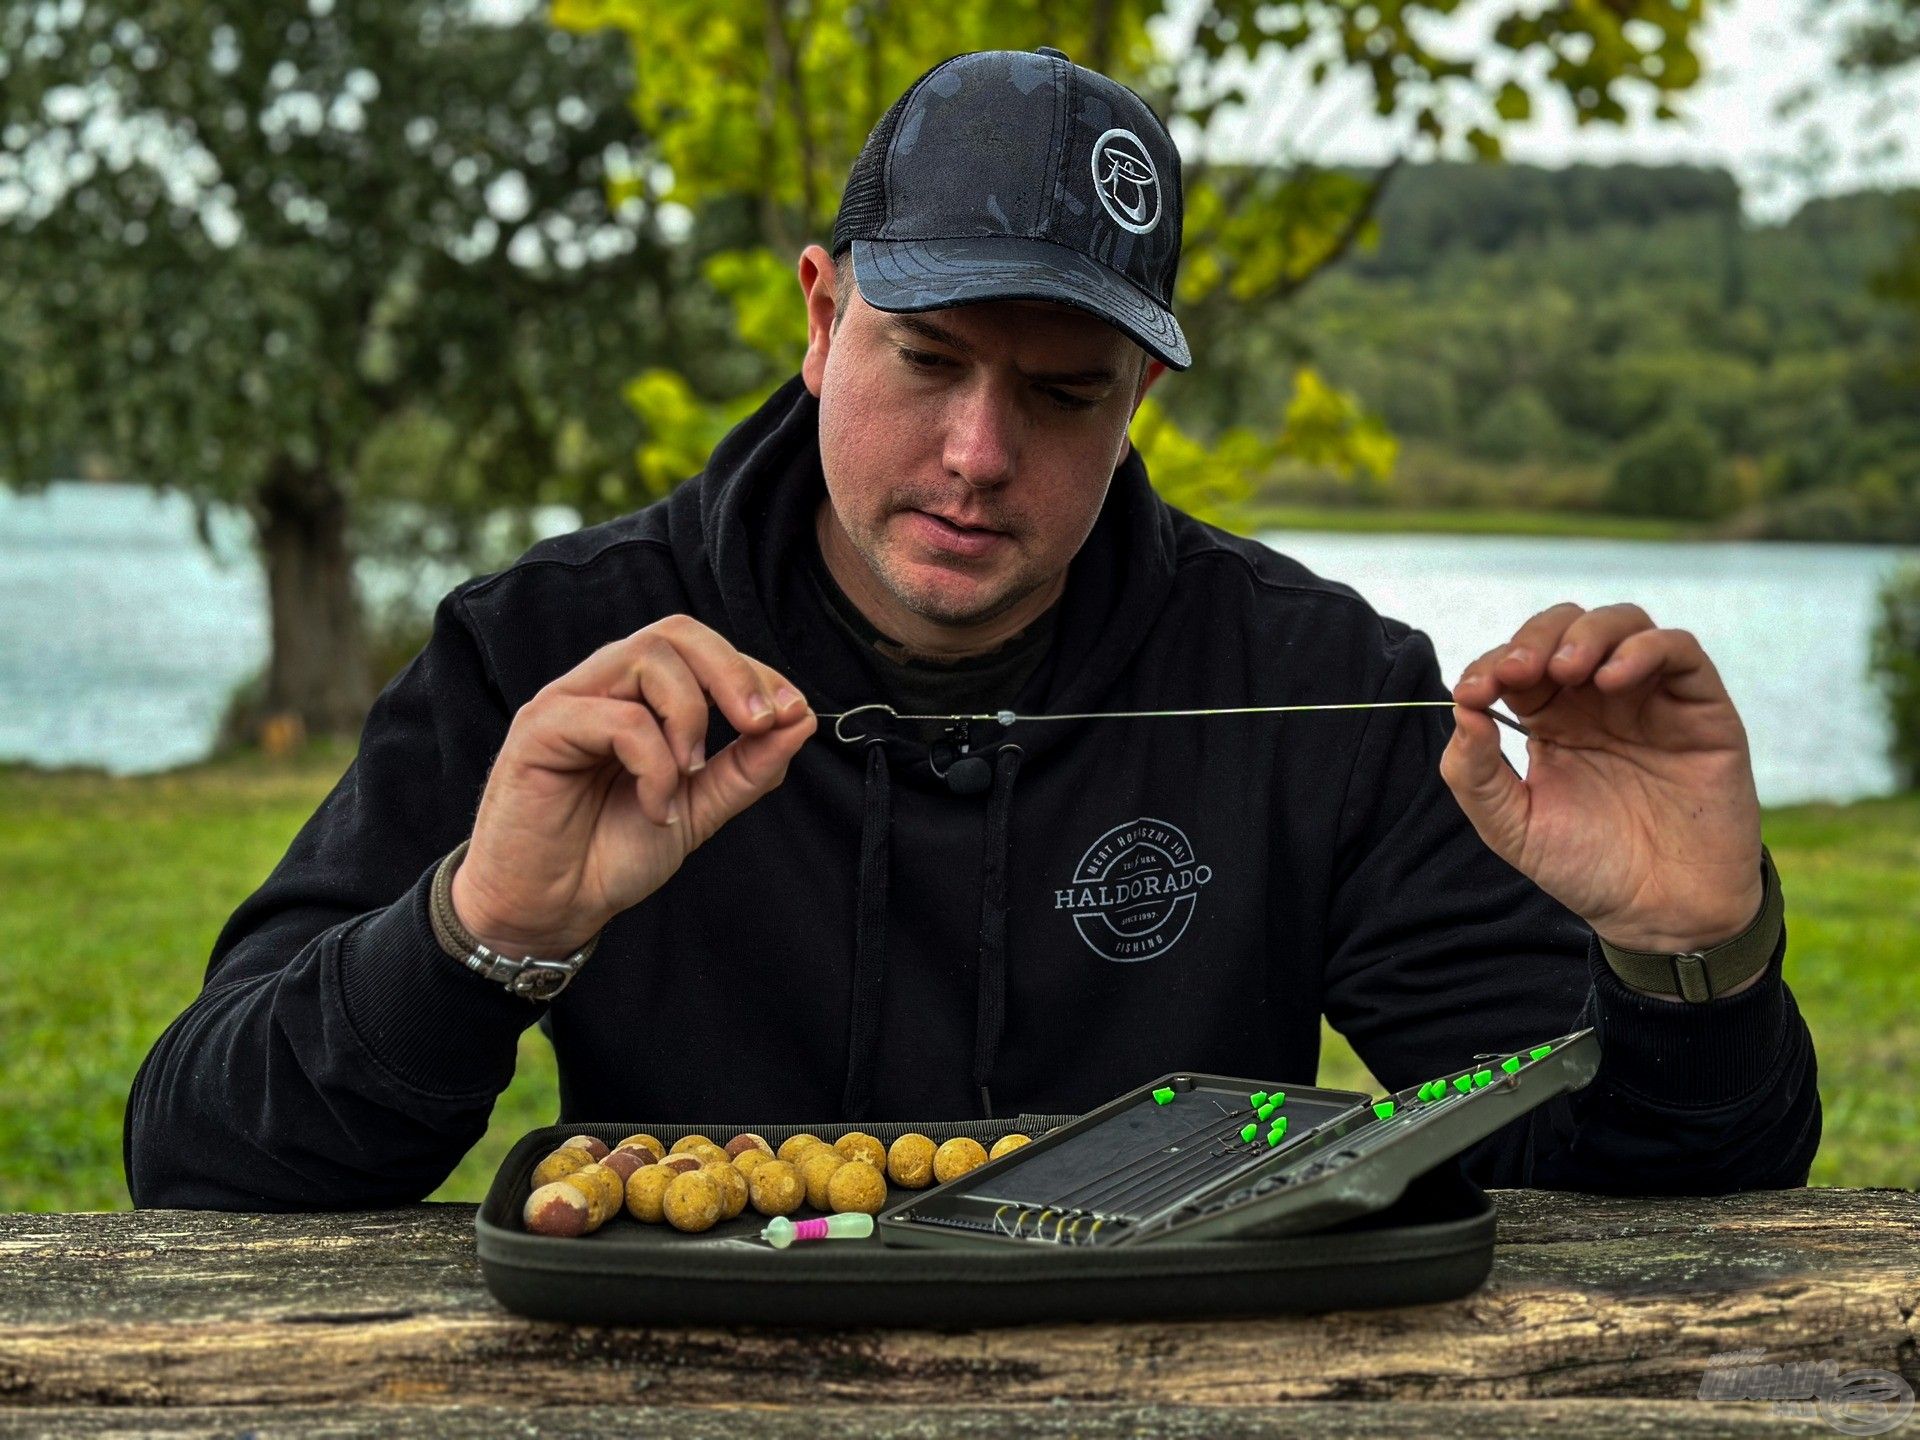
[684,713,818,838]
[1439,705,1530,865]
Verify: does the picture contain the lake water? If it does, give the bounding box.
[3,482,1915,805]
[1269,531,1916,806]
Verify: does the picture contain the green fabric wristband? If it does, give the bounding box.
[1596,846,1783,1004]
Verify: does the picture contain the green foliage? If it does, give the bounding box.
[1356,162,1740,276]
[1275,368,1398,483]
[548,0,1714,521]
[1749,484,1920,544]
[1120,365,1396,526]
[0,3,675,529]
[1872,198,1920,322]
[1469,386,1564,462]
[1177,164,1387,310]
[1871,564,1920,790]
[1127,397,1267,527]
[0,0,1725,530]
[1605,411,1732,520]
[1833,3,1920,445]
[1564,350,1761,450]
[703,249,810,371]
[552,0,1169,254]
[1768,391,1857,497]
[623,369,764,501]
[1357,358,1460,442]
[0,0,1748,698]
[0,0,773,733]
[1838,0,1920,73]
[550,0,1714,270]
[1209,177,1920,540]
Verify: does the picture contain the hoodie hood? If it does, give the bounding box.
[674,374,1180,1118]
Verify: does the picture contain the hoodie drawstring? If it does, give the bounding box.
[839,739,1025,1123]
[972,745,1024,1119]
[840,738,892,1120]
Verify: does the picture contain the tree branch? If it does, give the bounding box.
[1274,152,1404,303]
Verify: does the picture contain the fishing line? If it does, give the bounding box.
[1117,1145,1269,1219]
[819,699,1531,744]
[1083,1136,1252,1217]
[1043,1108,1254,1211]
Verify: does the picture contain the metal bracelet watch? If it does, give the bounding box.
[1595,846,1785,1004]
[428,839,600,1002]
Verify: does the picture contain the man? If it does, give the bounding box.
[126,48,1815,1210]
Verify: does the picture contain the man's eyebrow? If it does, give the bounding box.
[884,314,1120,386]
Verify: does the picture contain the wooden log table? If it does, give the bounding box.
[2,1188,1914,1436]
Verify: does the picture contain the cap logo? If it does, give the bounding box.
[1090,128,1161,235]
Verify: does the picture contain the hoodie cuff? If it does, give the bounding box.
[1585,915,1790,1108]
[335,856,547,1099]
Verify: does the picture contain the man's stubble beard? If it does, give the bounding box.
[856,517,1049,630]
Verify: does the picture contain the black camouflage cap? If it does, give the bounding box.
[831,46,1191,371]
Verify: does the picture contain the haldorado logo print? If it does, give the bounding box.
[1056,818,1212,961]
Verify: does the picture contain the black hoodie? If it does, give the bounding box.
[125,376,1820,1209]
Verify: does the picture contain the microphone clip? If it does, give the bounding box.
[930,719,994,795]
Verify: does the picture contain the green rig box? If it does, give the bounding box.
[476,1027,1598,1327]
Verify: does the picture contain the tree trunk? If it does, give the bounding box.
[1087,0,1118,73]
[252,457,373,740]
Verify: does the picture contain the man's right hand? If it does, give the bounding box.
[450,615,817,957]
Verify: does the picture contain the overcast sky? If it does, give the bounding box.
[1182,0,1920,222]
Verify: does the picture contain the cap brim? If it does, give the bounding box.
[851,236,1191,371]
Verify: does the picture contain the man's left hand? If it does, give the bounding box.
[1440,602,1765,960]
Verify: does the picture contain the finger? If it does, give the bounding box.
[1453,639,1517,705]
[1490,601,1589,695]
[1438,705,1530,866]
[625,633,715,774]
[1590,626,1727,704]
[643,622,810,736]
[1453,646,1551,720]
[688,707,818,836]
[524,694,684,826]
[740,655,812,728]
[608,717,688,829]
[554,616,784,739]
[1543,603,1657,688]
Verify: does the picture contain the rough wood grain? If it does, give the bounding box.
[0,1190,1913,1414]
[0,1401,1852,1438]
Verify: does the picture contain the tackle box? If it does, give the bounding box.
[475,1026,1598,1326]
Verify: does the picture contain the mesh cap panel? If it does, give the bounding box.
[831,64,943,256]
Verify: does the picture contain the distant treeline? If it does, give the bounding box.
[1358,161,1744,277]
[1189,162,1920,541]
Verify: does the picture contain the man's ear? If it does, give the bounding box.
[1117,356,1168,467]
[799,243,839,398]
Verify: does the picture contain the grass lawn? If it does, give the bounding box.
[1,745,1911,1212]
